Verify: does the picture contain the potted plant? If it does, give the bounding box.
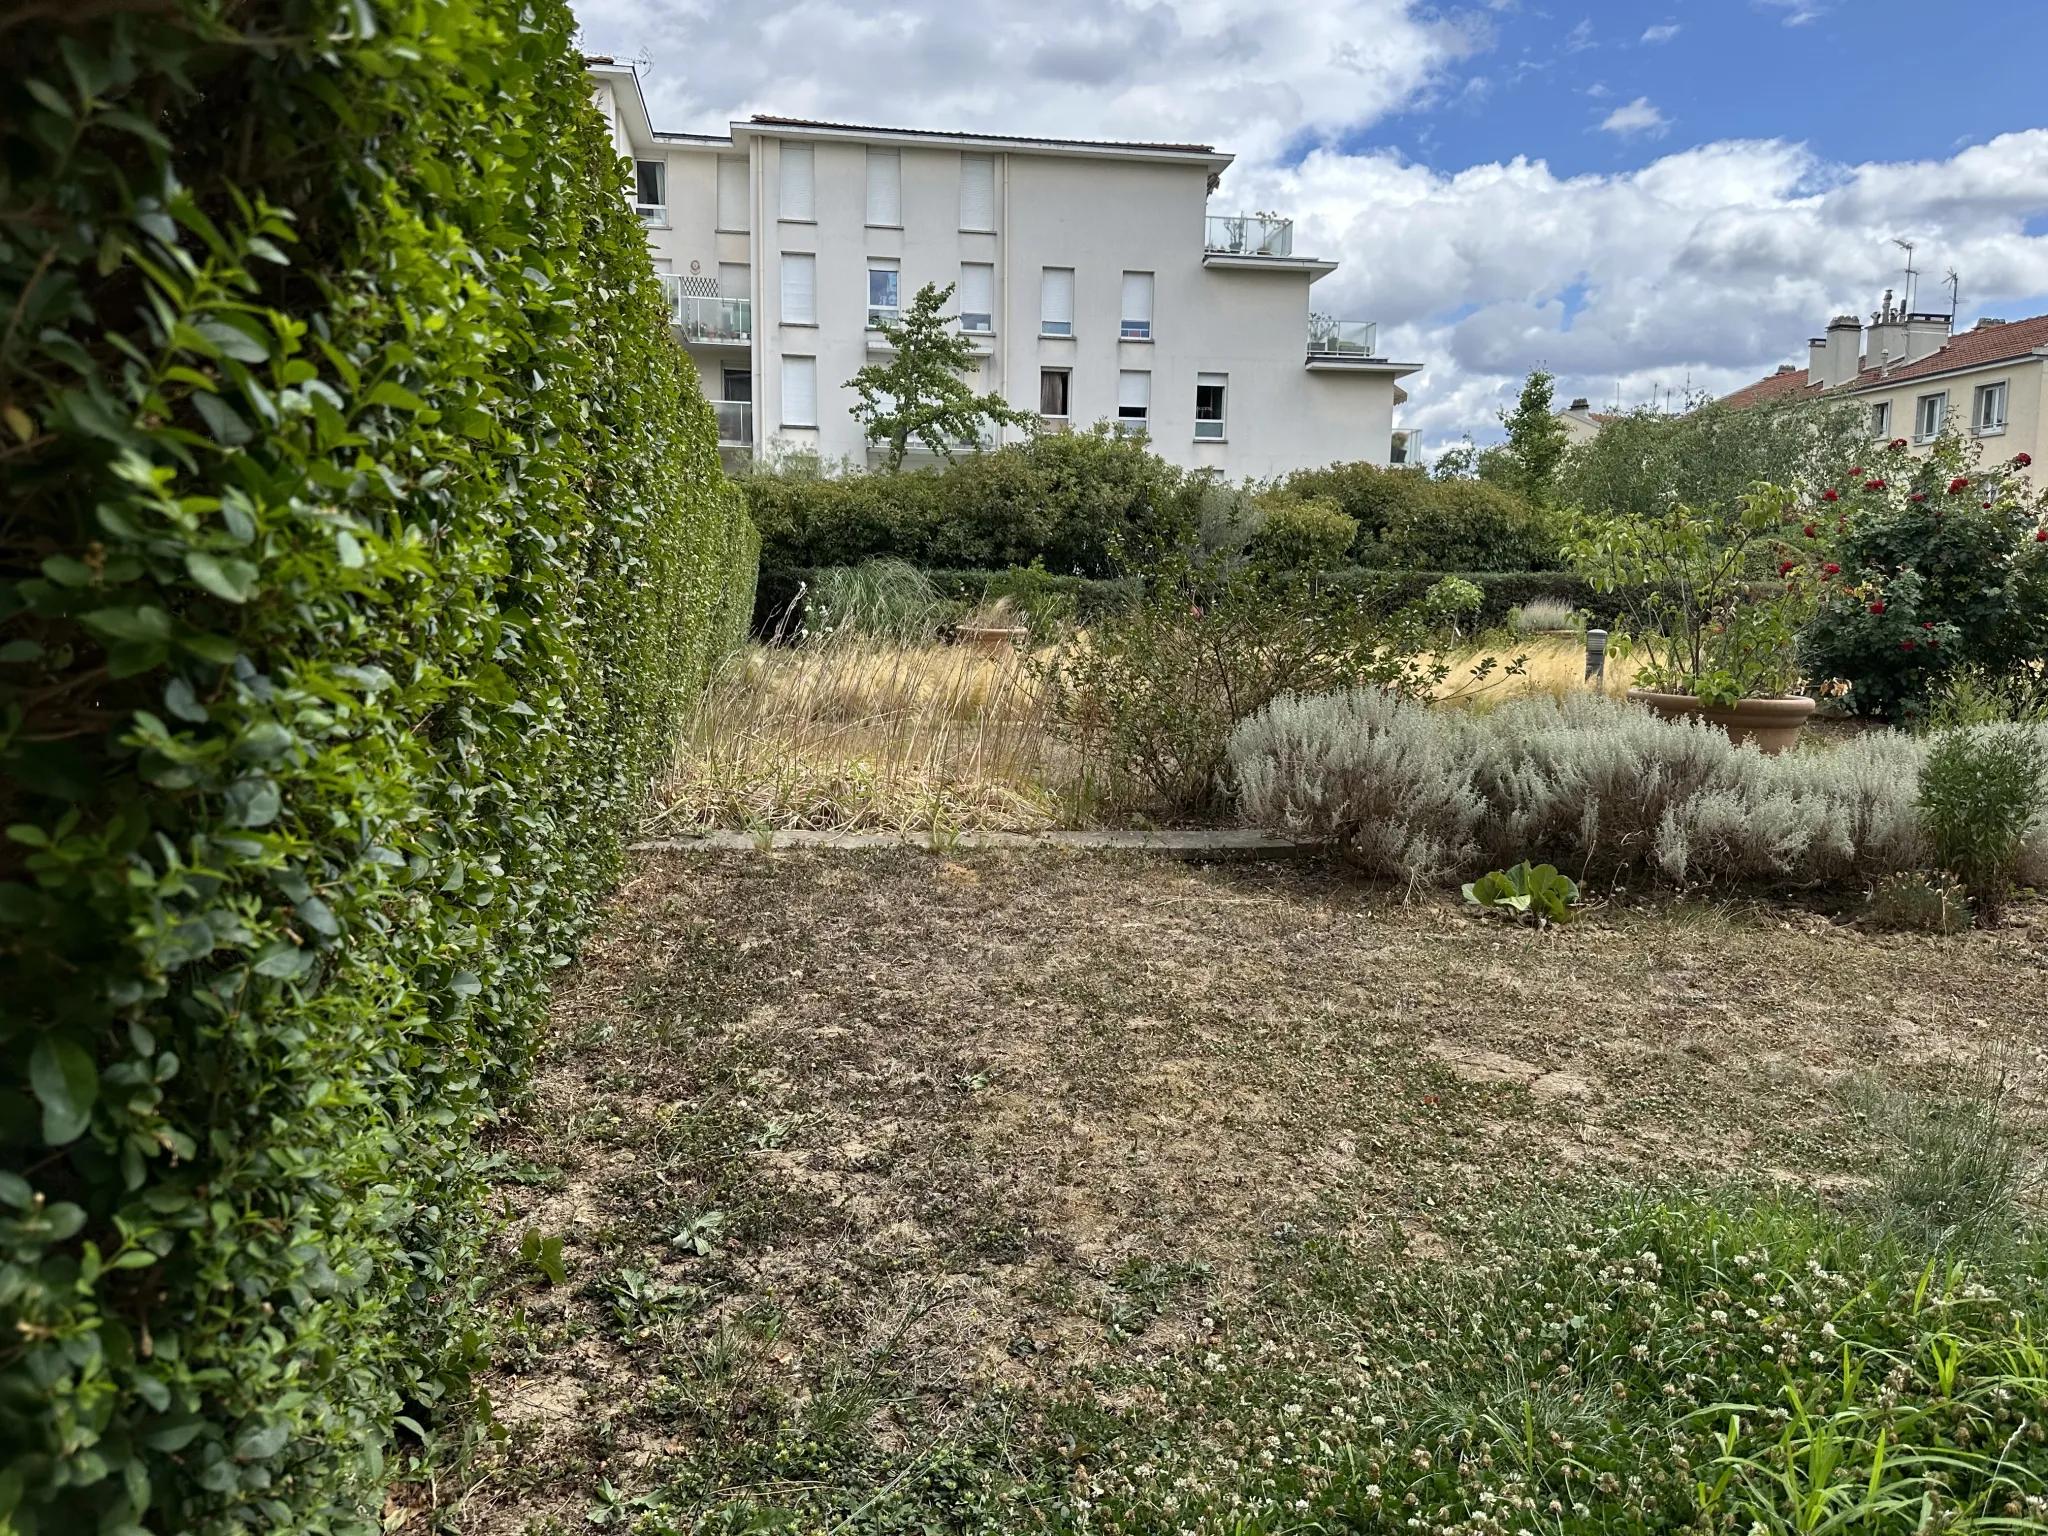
[1567,484,1821,752]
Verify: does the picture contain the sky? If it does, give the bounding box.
[571,0,2048,456]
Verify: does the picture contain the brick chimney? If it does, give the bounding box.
[1822,314,1862,388]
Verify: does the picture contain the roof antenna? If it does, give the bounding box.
[1891,237,1918,314]
[1944,267,1960,322]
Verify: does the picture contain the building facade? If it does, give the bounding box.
[1724,293,2048,481]
[588,61,1420,477]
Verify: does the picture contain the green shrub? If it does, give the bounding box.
[1244,493,1358,572]
[1284,460,1564,570]
[1,3,752,1531]
[1918,724,2048,911]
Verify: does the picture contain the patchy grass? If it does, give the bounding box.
[447,852,2048,1534]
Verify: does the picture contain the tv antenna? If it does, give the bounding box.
[1943,267,1960,321]
[1892,238,1918,314]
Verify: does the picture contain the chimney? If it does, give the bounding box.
[1823,314,1862,388]
[1569,397,1591,410]
[1901,312,1951,363]
[1867,290,1907,378]
[1808,336,1830,386]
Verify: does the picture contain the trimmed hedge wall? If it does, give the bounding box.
[756,567,1608,636]
[1,3,753,1532]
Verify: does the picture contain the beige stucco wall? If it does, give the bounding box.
[1849,358,2046,485]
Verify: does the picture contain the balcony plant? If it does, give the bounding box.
[1566,483,1823,751]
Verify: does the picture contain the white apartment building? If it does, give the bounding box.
[588,61,1421,477]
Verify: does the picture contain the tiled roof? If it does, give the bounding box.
[1724,313,2048,408]
[745,115,1221,157]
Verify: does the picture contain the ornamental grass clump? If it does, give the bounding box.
[2,4,754,1530]
[1918,723,2048,912]
[1229,690,2016,888]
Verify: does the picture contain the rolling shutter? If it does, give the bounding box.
[779,144,814,221]
[866,149,902,226]
[780,252,815,324]
[781,356,817,426]
[960,153,995,230]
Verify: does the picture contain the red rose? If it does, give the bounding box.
[1901,639,1915,650]
[1822,489,1839,502]
[2036,528,2048,542]
[1803,523,1819,538]
[1948,477,1970,494]
[1869,602,1885,614]
[1823,562,1840,575]
[1889,438,1907,450]
[1922,622,1934,629]
[2017,452,2034,467]
[1850,467,1865,476]
[1984,501,1993,509]
[1778,560,1796,574]
[1910,493,1927,503]
[1864,478,1885,490]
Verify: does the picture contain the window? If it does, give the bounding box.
[867,260,900,327]
[634,159,666,222]
[959,262,994,332]
[1974,381,2009,435]
[1390,429,1419,467]
[1194,373,1227,440]
[960,153,996,231]
[722,367,752,404]
[1040,267,1074,337]
[780,253,816,325]
[1120,272,1154,340]
[716,156,749,231]
[1117,370,1150,431]
[866,149,902,226]
[781,356,817,427]
[717,263,750,300]
[1914,391,1946,442]
[779,144,814,221]
[1869,401,1891,439]
[1039,368,1071,418]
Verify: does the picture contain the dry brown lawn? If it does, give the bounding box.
[452,850,2048,1534]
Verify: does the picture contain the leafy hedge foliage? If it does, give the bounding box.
[1282,460,1565,570]
[0,3,753,1532]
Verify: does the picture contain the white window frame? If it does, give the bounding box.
[1040,267,1074,338]
[634,159,667,226]
[1039,367,1071,420]
[1913,391,1946,443]
[1120,271,1154,341]
[959,153,996,232]
[1868,401,1891,440]
[1973,380,2009,436]
[867,260,901,329]
[779,144,815,222]
[865,148,902,228]
[780,355,817,428]
[1194,373,1227,441]
[779,252,816,326]
[958,262,994,333]
[1117,369,1151,432]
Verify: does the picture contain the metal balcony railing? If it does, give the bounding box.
[1204,214,1293,257]
[658,276,752,343]
[713,400,752,446]
[1307,319,1378,359]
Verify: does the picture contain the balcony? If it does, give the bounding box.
[1307,318,1378,360]
[659,276,751,344]
[713,400,752,447]
[1205,214,1293,258]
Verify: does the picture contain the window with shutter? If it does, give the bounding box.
[1914,392,1945,441]
[717,156,749,231]
[717,263,750,300]
[780,253,816,325]
[1120,272,1153,340]
[1195,374,1227,440]
[781,356,817,427]
[959,263,994,332]
[1040,268,1074,337]
[960,154,995,231]
[1974,381,2008,433]
[866,149,902,226]
[779,144,814,221]
[867,260,900,327]
[1117,371,1150,431]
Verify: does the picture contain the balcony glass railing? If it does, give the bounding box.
[658,277,752,343]
[1307,319,1378,358]
[1204,214,1293,258]
[713,401,752,446]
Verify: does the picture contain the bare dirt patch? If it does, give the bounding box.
[452,851,2048,1534]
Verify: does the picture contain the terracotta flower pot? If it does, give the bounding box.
[1626,688,1816,754]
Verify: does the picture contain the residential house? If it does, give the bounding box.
[586,60,1422,475]
[1554,397,1615,446]
[1724,292,2046,478]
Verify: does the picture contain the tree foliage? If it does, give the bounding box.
[1490,367,1571,505]
[0,1,753,1529]
[846,282,1033,469]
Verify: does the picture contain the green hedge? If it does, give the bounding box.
[0,3,753,1532]
[1281,461,1566,570]
[757,567,1605,636]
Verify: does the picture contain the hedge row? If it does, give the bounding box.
[1,3,753,1532]
[755,567,1610,637]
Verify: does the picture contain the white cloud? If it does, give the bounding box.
[1641,23,1680,43]
[1600,97,1671,138]
[572,0,2048,449]
[1757,0,1830,24]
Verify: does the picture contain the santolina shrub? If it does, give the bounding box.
[1229,691,2048,889]
[1,2,753,1531]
